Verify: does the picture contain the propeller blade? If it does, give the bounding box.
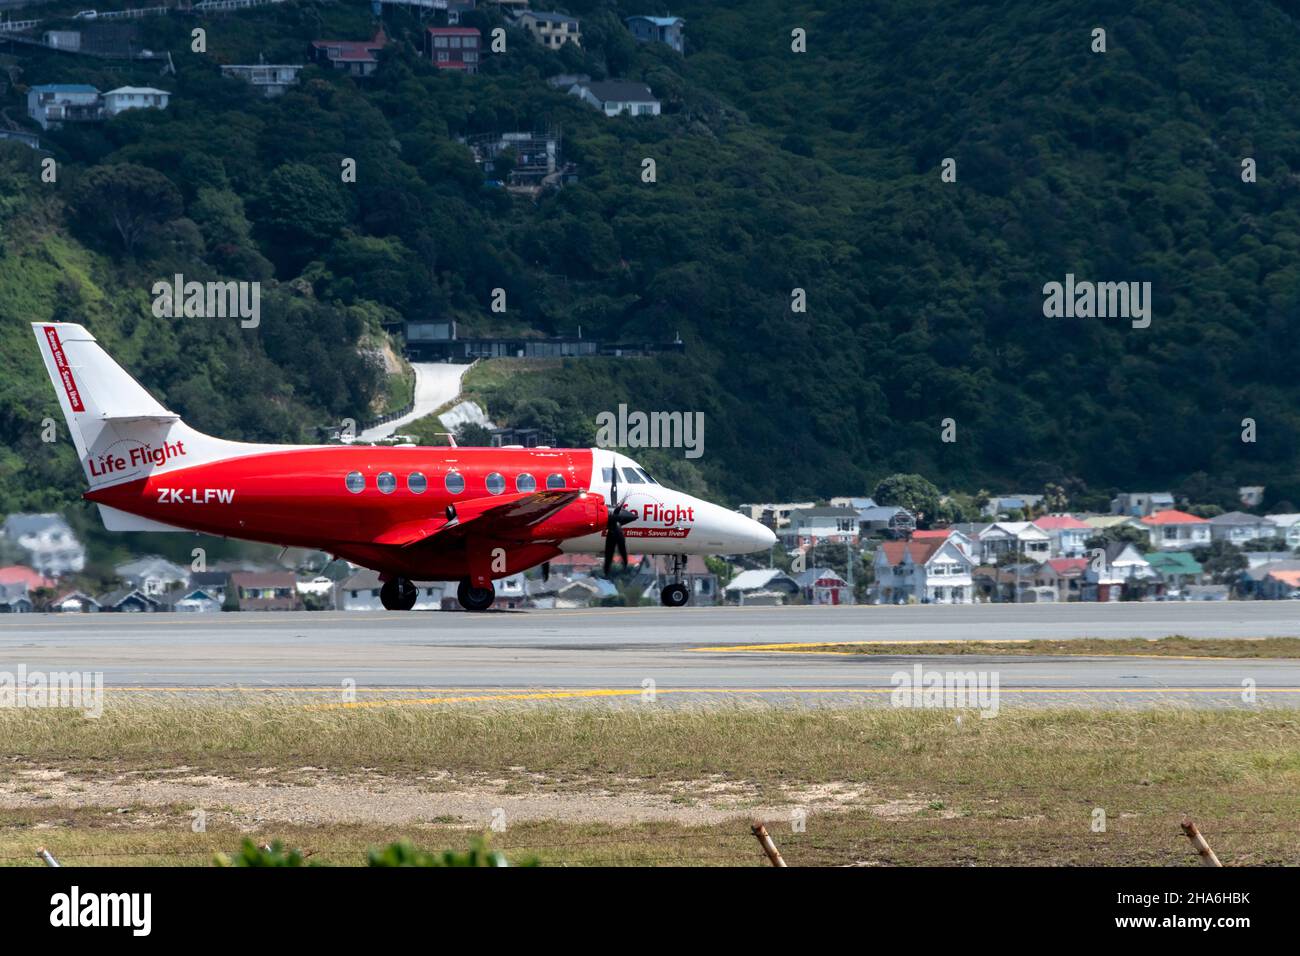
[603,527,617,576]
[542,561,550,582]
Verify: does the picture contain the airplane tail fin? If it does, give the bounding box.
[32,323,252,527]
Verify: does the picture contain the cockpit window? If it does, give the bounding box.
[636,469,658,485]
[621,467,645,484]
[602,467,615,483]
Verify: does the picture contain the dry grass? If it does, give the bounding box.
[794,636,1300,658]
[2,703,1297,865]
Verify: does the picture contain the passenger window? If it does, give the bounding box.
[377,472,396,494]
[516,473,537,493]
[485,472,506,495]
[546,473,566,490]
[622,468,645,483]
[408,472,428,494]
[445,471,465,495]
[345,471,364,494]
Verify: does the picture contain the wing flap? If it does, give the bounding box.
[372,490,584,548]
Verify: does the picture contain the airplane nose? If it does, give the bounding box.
[709,505,776,553]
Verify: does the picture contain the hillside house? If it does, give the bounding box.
[1265,513,1300,549]
[26,84,101,130]
[1111,491,1175,518]
[311,28,388,77]
[625,15,684,53]
[1081,543,1157,601]
[982,493,1043,517]
[96,588,163,613]
[230,571,301,611]
[1140,510,1211,551]
[161,587,223,613]
[221,64,304,97]
[1,514,85,577]
[1034,557,1088,602]
[518,11,581,49]
[736,502,815,530]
[428,26,482,72]
[1032,514,1092,558]
[1208,511,1272,546]
[466,130,562,187]
[568,79,660,116]
[874,538,974,604]
[976,521,1051,564]
[778,507,859,548]
[0,583,32,613]
[102,87,170,117]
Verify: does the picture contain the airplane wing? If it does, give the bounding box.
[372,490,586,548]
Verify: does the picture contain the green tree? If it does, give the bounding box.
[69,163,183,254]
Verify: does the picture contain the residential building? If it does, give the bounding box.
[96,588,163,612]
[337,569,445,611]
[1110,491,1175,518]
[1258,567,1300,600]
[736,502,815,530]
[568,79,659,116]
[1239,560,1300,599]
[161,587,223,613]
[495,573,528,609]
[778,507,859,548]
[466,130,563,188]
[723,568,799,605]
[530,575,617,609]
[310,28,388,77]
[428,26,482,73]
[1239,485,1266,508]
[102,86,170,117]
[1140,510,1211,551]
[0,583,32,613]
[625,15,684,53]
[1032,514,1092,558]
[911,527,977,562]
[1143,551,1203,596]
[874,538,974,604]
[221,64,304,97]
[1265,513,1300,549]
[793,567,854,605]
[190,571,231,606]
[829,496,876,510]
[634,554,718,605]
[518,11,581,49]
[230,571,301,611]
[1034,557,1088,602]
[447,0,477,25]
[982,493,1043,517]
[1208,511,1273,546]
[855,504,909,534]
[976,521,1051,564]
[1081,543,1157,601]
[26,84,101,130]
[0,565,55,592]
[1,514,85,577]
[114,556,189,597]
[49,590,100,613]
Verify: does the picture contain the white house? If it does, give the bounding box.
[1140,510,1211,551]
[778,507,859,548]
[102,86,170,117]
[114,556,189,596]
[1265,513,1300,549]
[724,568,799,605]
[1111,492,1175,518]
[568,79,660,117]
[1081,543,1157,601]
[337,569,446,610]
[874,538,974,604]
[220,64,303,97]
[1,514,85,577]
[976,521,1051,563]
[1032,514,1093,558]
[1208,511,1273,546]
[26,84,101,130]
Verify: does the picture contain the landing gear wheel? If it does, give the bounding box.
[380,577,418,611]
[660,583,690,607]
[457,578,495,612]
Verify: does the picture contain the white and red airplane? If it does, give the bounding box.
[33,323,776,610]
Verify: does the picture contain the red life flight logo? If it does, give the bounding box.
[44,326,84,413]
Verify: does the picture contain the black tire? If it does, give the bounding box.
[660,583,690,608]
[380,577,418,611]
[457,578,495,612]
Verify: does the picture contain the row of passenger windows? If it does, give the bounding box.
[344,470,569,496]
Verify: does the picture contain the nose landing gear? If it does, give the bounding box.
[380,577,418,611]
[457,578,496,612]
[659,554,691,607]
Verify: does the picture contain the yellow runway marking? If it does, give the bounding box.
[688,641,1267,661]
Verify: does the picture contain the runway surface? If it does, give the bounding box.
[2,603,1298,708]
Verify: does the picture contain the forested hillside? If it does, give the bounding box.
[3,0,1300,513]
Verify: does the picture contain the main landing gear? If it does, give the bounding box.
[457,578,495,612]
[659,554,691,607]
[380,577,418,611]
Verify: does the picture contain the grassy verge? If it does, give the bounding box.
[789,636,1300,658]
[1,704,1297,865]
